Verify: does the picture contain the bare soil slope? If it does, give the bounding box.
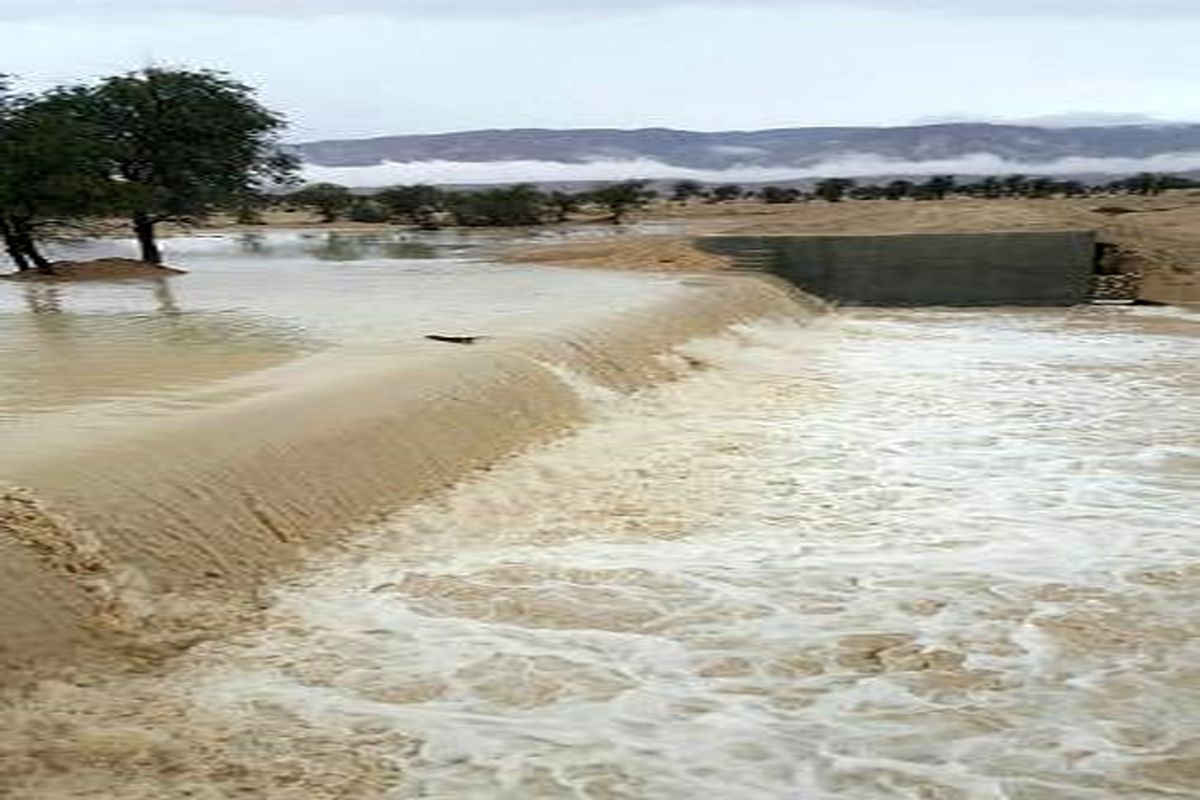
[503,194,1200,304]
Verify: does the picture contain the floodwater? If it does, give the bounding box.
[2,299,1196,799]
[0,229,685,446]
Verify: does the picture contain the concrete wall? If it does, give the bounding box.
[698,230,1097,306]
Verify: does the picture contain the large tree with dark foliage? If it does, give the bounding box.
[72,68,296,263]
[0,84,117,273]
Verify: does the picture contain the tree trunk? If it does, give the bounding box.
[0,218,30,272]
[12,219,53,275]
[133,212,163,264]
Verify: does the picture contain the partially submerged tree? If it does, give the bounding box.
[71,68,296,263]
[0,86,117,273]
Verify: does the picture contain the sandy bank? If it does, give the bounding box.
[0,258,186,282]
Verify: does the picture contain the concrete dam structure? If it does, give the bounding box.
[698,230,1098,306]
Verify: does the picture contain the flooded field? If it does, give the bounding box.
[0,229,685,451]
[1,295,1195,798]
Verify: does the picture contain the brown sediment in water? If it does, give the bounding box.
[0,258,186,282]
[0,273,822,683]
[0,303,1193,798]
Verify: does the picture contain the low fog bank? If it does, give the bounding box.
[302,151,1200,187]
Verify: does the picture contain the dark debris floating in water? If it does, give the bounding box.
[424,335,487,345]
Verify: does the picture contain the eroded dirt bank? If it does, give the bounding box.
[500,194,1200,304]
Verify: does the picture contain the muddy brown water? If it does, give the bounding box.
[0,231,1196,798]
[0,229,702,460]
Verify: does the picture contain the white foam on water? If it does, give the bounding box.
[6,307,1198,799]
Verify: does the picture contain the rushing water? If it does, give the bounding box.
[2,303,1195,799]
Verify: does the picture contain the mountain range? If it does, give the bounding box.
[295,123,1200,168]
[292,123,1200,185]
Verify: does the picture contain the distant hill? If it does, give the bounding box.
[294,123,1200,170]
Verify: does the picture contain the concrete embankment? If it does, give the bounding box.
[0,274,822,681]
[699,231,1098,306]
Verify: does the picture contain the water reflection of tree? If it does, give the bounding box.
[383,241,437,259]
[13,277,305,353]
[238,232,271,256]
[21,283,65,315]
[20,276,182,324]
[151,277,182,315]
[309,232,365,261]
[307,232,440,262]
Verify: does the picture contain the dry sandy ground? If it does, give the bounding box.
[501,194,1200,304]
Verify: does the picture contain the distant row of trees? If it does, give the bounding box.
[0,69,294,273]
[280,180,658,228]
[278,170,1197,230]
[667,172,1195,205]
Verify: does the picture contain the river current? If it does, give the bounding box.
[2,298,1195,799]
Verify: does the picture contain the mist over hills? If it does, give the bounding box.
[292,122,1200,186]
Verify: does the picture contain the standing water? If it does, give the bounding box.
[0,229,688,454]
[1,297,1195,798]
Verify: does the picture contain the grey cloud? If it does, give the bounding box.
[2,0,1199,18]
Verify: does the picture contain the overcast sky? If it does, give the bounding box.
[3,1,1198,141]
